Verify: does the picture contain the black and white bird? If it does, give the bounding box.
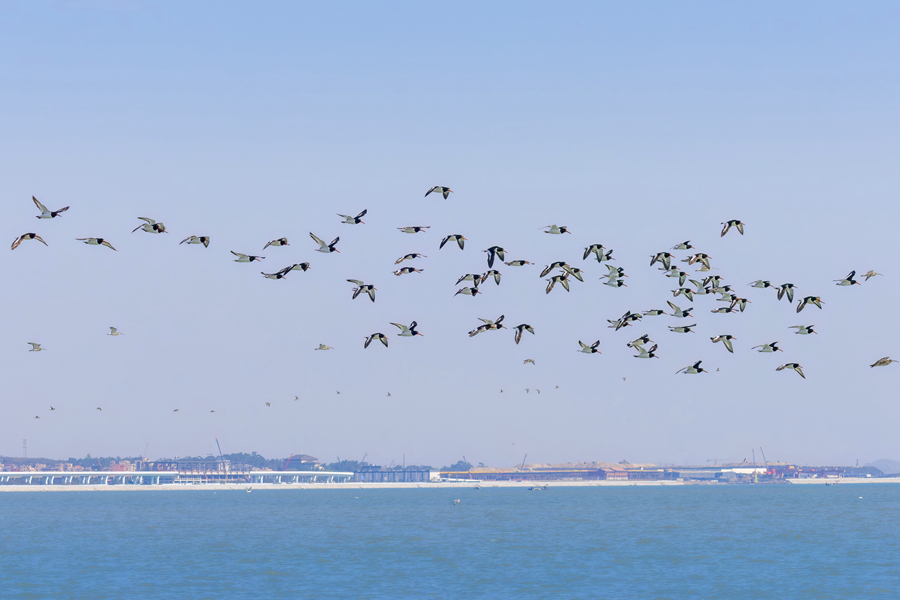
[677,361,707,374]
[395,253,426,264]
[777,283,797,303]
[578,340,601,354]
[262,266,292,279]
[391,321,423,337]
[263,237,289,250]
[347,279,376,302]
[752,342,783,353]
[633,344,659,359]
[711,335,736,353]
[11,233,47,250]
[583,244,606,261]
[425,186,453,199]
[456,273,484,286]
[179,235,210,248]
[132,217,167,234]
[484,246,506,268]
[545,273,570,294]
[310,233,340,253]
[711,307,735,314]
[394,266,423,276]
[562,266,585,282]
[834,270,861,286]
[76,238,117,251]
[604,279,627,288]
[667,301,693,318]
[440,234,466,250]
[288,262,311,272]
[796,296,824,313]
[513,324,535,345]
[668,324,697,334]
[788,325,816,335]
[683,253,712,270]
[455,286,482,297]
[338,209,367,224]
[720,220,745,237]
[749,280,775,289]
[540,261,569,278]
[650,252,673,271]
[231,251,264,262]
[32,196,69,219]
[673,288,694,302]
[543,225,571,235]
[627,334,653,348]
[672,241,694,250]
[504,260,532,267]
[364,333,389,348]
[643,309,667,317]
[484,269,502,285]
[398,226,430,234]
[523,359,535,365]
[776,363,806,379]
[664,269,689,287]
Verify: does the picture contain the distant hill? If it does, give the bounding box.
[866,459,900,475]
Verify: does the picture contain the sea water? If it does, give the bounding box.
[0,485,898,599]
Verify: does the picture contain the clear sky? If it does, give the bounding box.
[2,1,898,468]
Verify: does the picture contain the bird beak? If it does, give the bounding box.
[416,332,424,336]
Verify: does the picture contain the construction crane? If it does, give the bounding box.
[759,447,769,474]
[520,454,528,469]
[282,453,294,471]
[214,437,226,472]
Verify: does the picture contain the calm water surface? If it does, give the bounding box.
[1,485,898,599]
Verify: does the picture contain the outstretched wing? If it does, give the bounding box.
[309,232,326,247]
[356,209,367,219]
[33,196,49,213]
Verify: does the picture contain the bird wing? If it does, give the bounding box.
[364,336,372,348]
[495,315,505,325]
[10,235,23,250]
[33,196,49,213]
[424,188,434,197]
[545,279,556,294]
[736,222,744,235]
[514,328,523,344]
[231,251,248,259]
[667,300,680,312]
[28,343,40,349]
[379,336,388,348]
[309,232,327,248]
[110,327,117,334]
[179,236,193,245]
[561,278,570,292]
[329,237,340,247]
[720,222,731,237]
[457,237,465,250]
[439,236,449,249]
[724,338,733,353]
[138,217,156,225]
[356,209,368,219]
[366,288,376,302]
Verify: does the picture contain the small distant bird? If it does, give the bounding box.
[749,280,775,289]
[523,359,535,365]
[398,226,430,234]
[265,402,271,407]
[484,246,506,268]
[711,335,736,353]
[677,361,707,374]
[526,388,530,393]
[453,499,461,505]
[440,234,466,250]
[870,357,898,368]
[643,309,667,316]
[504,260,532,267]
[775,283,796,303]
[391,321,423,337]
[28,342,45,352]
[11,233,47,250]
[667,301,693,318]
[76,237,117,251]
[50,406,55,410]
[179,235,210,248]
[394,266,423,276]
[395,253,426,264]
[425,186,453,199]
[108,327,123,336]
[604,279,627,288]
[776,363,806,379]
[263,237,289,250]
[35,415,40,419]
[562,265,585,282]
[673,288,694,302]
[665,269,689,287]
[173,409,179,412]
[788,325,816,335]
[456,273,484,286]
[668,324,697,334]
[132,217,167,234]
[720,220,745,237]
[752,342,783,353]
[796,296,824,313]
[672,241,694,250]
[338,209,367,224]
[862,270,883,281]
[210,410,214,413]
[545,273,570,294]
[650,252,673,271]
[730,297,751,312]
[514,324,535,345]
[387,392,391,397]
[32,196,69,219]
[711,307,735,314]
[684,253,712,270]
[834,270,861,286]
[231,251,264,262]
[288,262,311,272]
[261,266,292,279]
[97,407,103,411]
[336,391,340,395]
[484,269,502,285]
[578,340,601,354]
[295,396,299,401]
[364,333,389,348]
[455,287,482,297]
[627,334,653,348]
[633,344,659,359]
[583,244,606,261]
[347,280,376,302]
[543,225,571,234]
[310,233,340,253]
[540,261,569,278]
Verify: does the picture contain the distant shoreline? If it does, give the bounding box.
[1,477,898,492]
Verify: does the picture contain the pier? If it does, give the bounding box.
[0,470,354,487]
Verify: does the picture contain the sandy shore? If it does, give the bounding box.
[786,477,900,485]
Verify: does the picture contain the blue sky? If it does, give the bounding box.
[2,1,899,467]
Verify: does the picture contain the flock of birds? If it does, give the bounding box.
[13,191,898,420]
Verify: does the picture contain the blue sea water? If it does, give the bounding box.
[0,485,898,599]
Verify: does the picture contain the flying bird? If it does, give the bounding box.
[315,344,334,350]
[788,325,816,335]
[391,321,423,337]
[523,359,535,365]
[862,270,883,281]
[455,286,482,297]
[720,220,745,237]
[870,357,898,368]
[752,342,783,353]
[540,261,569,278]
[545,273,570,294]
[288,262,311,272]
[310,233,340,253]
[711,335,736,353]
[484,246,506,268]
[347,280,377,302]
[650,252,673,270]
[456,273,484,286]
[484,269,502,285]
[107,327,123,336]
[11,233,47,250]
[338,209,367,224]
[504,260,532,267]
[514,324,535,345]
[395,253,426,264]
[425,186,453,199]
[583,244,606,261]
[834,271,861,286]
[672,241,694,250]
[633,344,659,359]
[677,361,707,374]
[440,234,466,250]
[132,217,167,234]
[76,238,117,251]
[543,225,571,234]
[749,280,775,289]
[28,343,45,352]
[578,340,601,354]
[364,333,389,349]
[263,237,289,250]
[796,296,824,313]
[261,266,292,279]
[562,265,585,282]
[668,324,697,334]
[231,251,264,262]
[667,301,693,318]
[777,283,797,303]
[394,266,424,276]
[32,196,69,219]
[398,226,430,234]
[627,334,653,348]
[776,363,806,379]
[179,235,210,248]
